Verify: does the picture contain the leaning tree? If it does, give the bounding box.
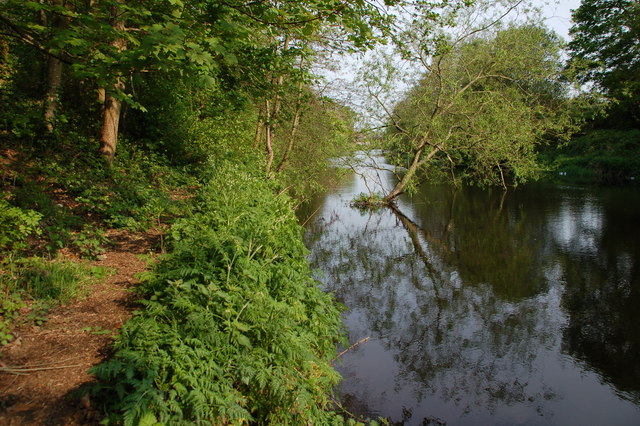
[359,1,580,202]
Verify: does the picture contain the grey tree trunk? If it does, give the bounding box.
[385,145,441,202]
[43,55,63,132]
[43,0,67,133]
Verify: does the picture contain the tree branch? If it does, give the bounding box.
[0,15,74,64]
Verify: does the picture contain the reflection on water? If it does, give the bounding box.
[301,152,640,425]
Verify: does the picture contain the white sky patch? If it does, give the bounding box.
[540,0,581,41]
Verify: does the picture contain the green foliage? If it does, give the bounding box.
[0,41,47,138]
[382,22,578,196]
[546,129,640,183]
[91,162,345,424]
[0,0,458,106]
[0,293,24,346]
[7,257,107,302]
[102,142,199,230]
[350,192,388,210]
[3,136,198,248]
[0,198,42,251]
[124,75,257,167]
[568,0,640,124]
[71,224,109,260]
[276,95,358,198]
[563,0,640,175]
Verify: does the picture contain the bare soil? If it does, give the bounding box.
[0,229,162,425]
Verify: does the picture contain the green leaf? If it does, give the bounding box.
[24,1,45,11]
[236,333,251,348]
[138,411,158,426]
[233,321,250,332]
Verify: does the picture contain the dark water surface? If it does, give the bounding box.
[300,153,640,425]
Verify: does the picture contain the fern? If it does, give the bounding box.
[90,162,346,424]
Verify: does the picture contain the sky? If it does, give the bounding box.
[540,0,581,40]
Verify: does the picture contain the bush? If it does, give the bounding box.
[91,163,345,424]
[547,129,640,183]
[350,192,388,209]
[0,197,42,251]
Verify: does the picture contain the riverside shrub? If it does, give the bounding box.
[91,163,345,424]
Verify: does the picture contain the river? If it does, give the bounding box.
[300,152,640,425]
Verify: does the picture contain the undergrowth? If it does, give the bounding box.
[544,129,640,184]
[0,257,110,346]
[90,162,349,424]
[0,137,199,346]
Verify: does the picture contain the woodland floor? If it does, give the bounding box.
[0,228,162,425]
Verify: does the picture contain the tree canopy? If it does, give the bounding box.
[0,0,471,165]
[568,0,640,123]
[374,21,578,200]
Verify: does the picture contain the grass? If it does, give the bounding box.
[0,256,111,346]
[350,192,390,209]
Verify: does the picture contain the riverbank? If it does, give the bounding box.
[0,142,351,423]
[88,163,346,424]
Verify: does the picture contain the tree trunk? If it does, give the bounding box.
[98,4,126,163]
[97,87,105,105]
[0,37,9,87]
[275,94,302,173]
[275,59,304,174]
[264,99,274,175]
[36,0,47,26]
[263,34,290,175]
[43,55,63,132]
[254,106,264,149]
[385,145,441,201]
[42,0,67,133]
[99,79,124,163]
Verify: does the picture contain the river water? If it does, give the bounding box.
[300,152,640,425]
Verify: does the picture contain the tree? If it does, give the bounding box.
[362,3,578,202]
[0,0,223,159]
[1,0,470,164]
[244,1,473,175]
[568,0,640,124]
[42,0,69,133]
[275,92,357,197]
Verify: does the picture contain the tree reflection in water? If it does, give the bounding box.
[302,155,640,425]
[554,191,640,397]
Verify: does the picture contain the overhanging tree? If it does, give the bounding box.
[361,2,579,201]
[243,0,475,175]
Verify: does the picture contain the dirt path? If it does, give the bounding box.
[0,229,161,425]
